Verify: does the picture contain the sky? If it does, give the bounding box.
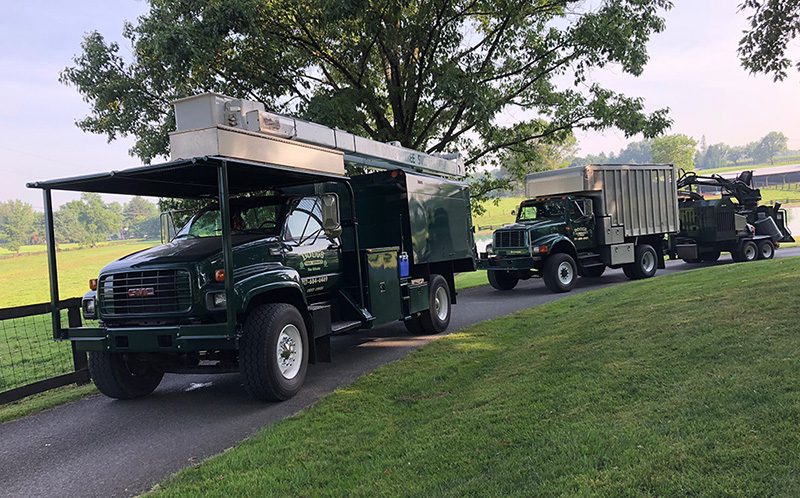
[0,0,798,209]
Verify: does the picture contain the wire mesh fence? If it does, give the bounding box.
[0,299,89,398]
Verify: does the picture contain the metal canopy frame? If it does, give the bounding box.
[28,156,361,340]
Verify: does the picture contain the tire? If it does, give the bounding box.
[579,265,605,278]
[625,244,658,280]
[700,251,721,262]
[406,274,452,335]
[733,240,758,263]
[240,303,309,401]
[542,253,577,293]
[88,352,164,400]
[488,270,518,290]
[622,265,635,279]
[758,240,775,260]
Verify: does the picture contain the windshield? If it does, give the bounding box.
[174,202,283,239]
[517,199,566,222]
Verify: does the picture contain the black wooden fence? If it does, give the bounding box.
[0,298,90,404]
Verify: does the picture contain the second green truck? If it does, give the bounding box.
[479,164,679,292]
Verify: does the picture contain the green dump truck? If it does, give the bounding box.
[479,164,679,293]
[29,93,476,401]
[669,170,794,263]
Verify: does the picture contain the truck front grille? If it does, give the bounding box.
[494,230,526,248]
[99,270,192,316]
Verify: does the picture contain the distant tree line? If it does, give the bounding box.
[572,131,790,171]
[0,195,160,254]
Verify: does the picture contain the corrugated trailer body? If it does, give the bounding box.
[525,164,679,237]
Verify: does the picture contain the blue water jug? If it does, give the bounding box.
[399,251,409,278]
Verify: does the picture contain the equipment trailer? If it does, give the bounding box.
[29,93,476,401]
[478,164,679,293]
[669,170,794,263]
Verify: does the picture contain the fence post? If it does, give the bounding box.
[67,304,91,385]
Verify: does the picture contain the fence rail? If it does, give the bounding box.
[0,298,90,405]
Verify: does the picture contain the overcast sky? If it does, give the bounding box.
[0,0,797,209]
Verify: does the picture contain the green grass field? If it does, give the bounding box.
[151,257,800,497]
[0,241,155,308]
[699,155,800,176]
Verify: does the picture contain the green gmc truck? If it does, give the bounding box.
[479,164,679,293]
[29,94,476,401]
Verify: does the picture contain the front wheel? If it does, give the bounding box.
[88,352,164,400]
[488,270,518,290]
[405,274,452,335]
[624,244,658,280]
[542,253,577,293]
[240,303,309,401]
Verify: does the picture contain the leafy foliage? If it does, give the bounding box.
[60,0,673,206]
[0,200,36,253]
[55,194,123,247]
[738,0,800,81]
[650,134,697,171]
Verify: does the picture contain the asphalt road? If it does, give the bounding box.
[2,248,799,498]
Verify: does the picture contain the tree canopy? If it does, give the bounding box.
[650,134,697,172]
[738,0,800,81]
[61,0,673,201]
[0,200,36,253]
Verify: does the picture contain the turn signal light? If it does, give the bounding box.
[89,278,98,291]
[214,269,225,282]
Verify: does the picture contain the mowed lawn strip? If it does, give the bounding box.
[151,257,800,497]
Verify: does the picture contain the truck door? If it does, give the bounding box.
[571,198,595,251]
[283,196,342,296]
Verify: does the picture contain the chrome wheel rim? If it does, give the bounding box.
[557,261,573,285]
[642,251,656,273]
[434,286,449,321]
[276,324,302,380]
[745,244,757,260]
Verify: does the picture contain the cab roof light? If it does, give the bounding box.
[89,278,98,291]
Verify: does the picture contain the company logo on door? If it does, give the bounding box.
[127,287,155,298]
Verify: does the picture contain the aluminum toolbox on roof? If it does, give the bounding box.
[525,164,679,237]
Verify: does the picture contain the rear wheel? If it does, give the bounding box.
[700,251,721,262]
[88,352,164,400]
[733,240,758,263]
[405,274,451,335]
[625,244,658,280]
[488,270,518,290]
[758,240,775,260]
[240,303,309,401]
[542,253,577,293]
[579,265,605,278]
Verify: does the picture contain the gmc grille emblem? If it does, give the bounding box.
[127,287,155,298]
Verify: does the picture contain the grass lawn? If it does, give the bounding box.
[151,257,800,497]
[472,197,522,233]
[0,383,96,424]
[0,240,156,308]
[454,270,487,290]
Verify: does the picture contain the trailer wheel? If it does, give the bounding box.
[733,240,758,263]
[488,270,518,290]
[579,265,605,278]
[240,303,308,401]
[543,253,577,293]
[406,274,452,334]
[758,240,775,260]
[700,251,721,262]
[625,244,658,280]
[88,352,164,400]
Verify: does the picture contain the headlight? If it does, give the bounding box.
[82,298,96,320]
[206,291,227,310]
[531,244,549,254]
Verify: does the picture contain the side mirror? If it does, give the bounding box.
[160,212,177,243]
[320,194,342,238]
